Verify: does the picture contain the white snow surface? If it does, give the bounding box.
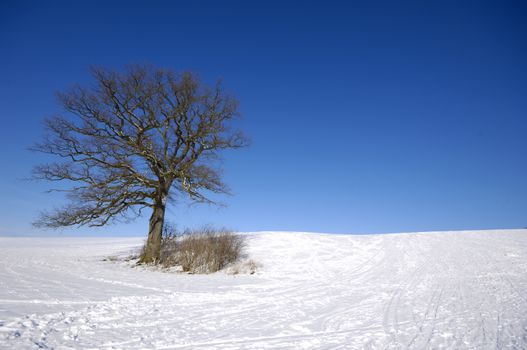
[1,229,526,349]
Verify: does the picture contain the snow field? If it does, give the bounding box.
[0,230,526,349]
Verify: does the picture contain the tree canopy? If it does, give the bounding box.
[32,65,248,262]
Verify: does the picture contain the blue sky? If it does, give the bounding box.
[1,1,526,236]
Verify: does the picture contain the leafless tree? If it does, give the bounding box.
[31,65,248,263]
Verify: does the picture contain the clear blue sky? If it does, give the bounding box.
[1,1,526,236]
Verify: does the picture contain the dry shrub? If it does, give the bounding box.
[160,226,245,274]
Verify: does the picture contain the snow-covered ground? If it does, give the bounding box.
[0,230,526,349]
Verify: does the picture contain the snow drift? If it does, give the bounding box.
[0,229,526,349]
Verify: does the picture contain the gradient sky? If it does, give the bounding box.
[1,1,526,236]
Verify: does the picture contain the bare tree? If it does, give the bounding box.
[31,65,248,263]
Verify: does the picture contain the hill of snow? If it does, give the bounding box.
[1,229,526,349]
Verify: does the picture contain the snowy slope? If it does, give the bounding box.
[0,230,526,349]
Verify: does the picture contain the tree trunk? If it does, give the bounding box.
[140,203,166,264]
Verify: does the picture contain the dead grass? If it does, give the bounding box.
[226,259,260,275]
[159,226,245,274]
